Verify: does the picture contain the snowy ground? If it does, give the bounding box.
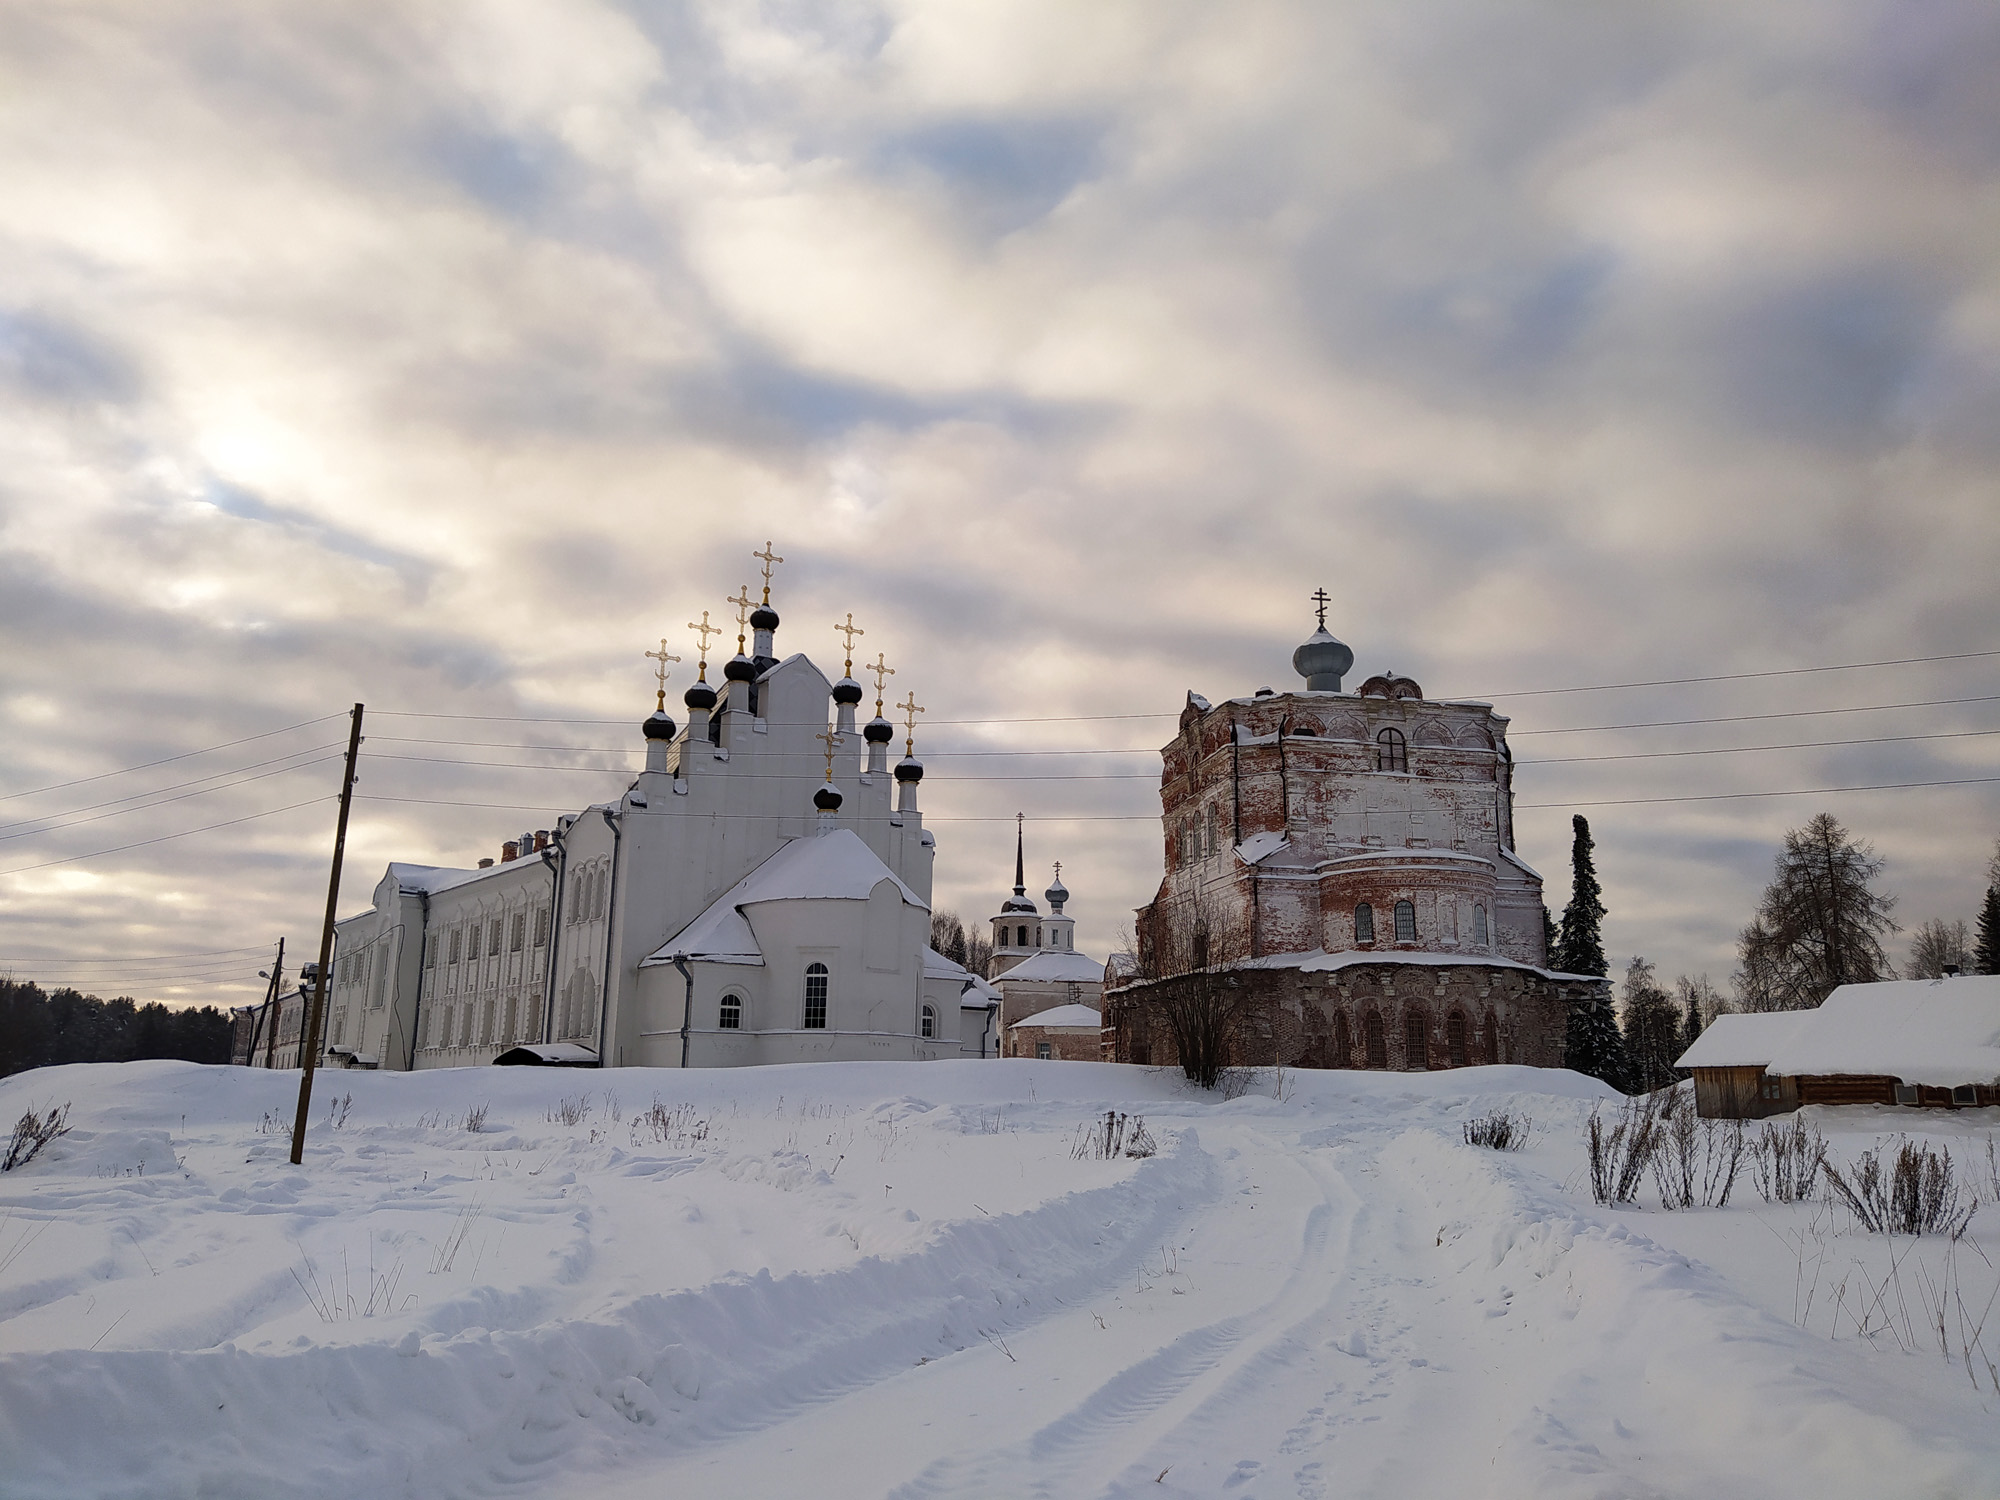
[2,1059,1997,1500]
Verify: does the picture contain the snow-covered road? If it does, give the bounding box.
[2,1060,1996,1499]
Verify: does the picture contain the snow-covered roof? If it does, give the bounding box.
[1198,948,1605,984]
[1010,1003,1102,1030]
[996,949,1107,983]
[642,830,925,967]
[924,947,970,979]
[960,974,1002,1007]
[1235,831,1289,866]
[1762,977,2000,1088]
[1675,1011,1814,1070]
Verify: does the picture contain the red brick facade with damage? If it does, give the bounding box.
[1107,614,1601,1072]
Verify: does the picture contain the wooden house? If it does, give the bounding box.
[1678,976,2000,1119]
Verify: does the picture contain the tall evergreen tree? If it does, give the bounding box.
[1563,984,1627,1092]
[1620,957,1683,1093]
[1977,885,2000,977]
[1553,815,1608,977]
[1733,812,1896,1010]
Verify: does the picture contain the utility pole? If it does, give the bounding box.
[290,704,363,1165]
[246,936,284,1066]
[263,937,285,1068]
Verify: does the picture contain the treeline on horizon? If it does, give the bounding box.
[0,978,233,1080]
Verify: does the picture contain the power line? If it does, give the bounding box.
[0,746,346,838]
[1479,648,2000,699]
[0,715,341,804]
[0,797,330,878]
[0,756,344,845]
[1516,726,2000,766]
[1506,694,2000,737]
[1516,774,2000,809]
[0,943,273,963]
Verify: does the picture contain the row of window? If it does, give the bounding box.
[428,990,543,1051]
[712,967,940,1038]
[1352,900,1488,947]
[433,908,551,967]
[997,924,1072,950]
[569,864,609,925]
[1333,1009,1492,1069]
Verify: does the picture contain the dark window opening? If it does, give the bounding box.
[1447,1012,1467,1067]
[920,1004,936,1039]
[719,993,742,1029]
[1405,1014,1428,1070]
[1354,903,1374,943]
[1376,727,1407,773]
[1364,1013,1387,1069]
[803,963,828,1029]
[1394,900,1416,943]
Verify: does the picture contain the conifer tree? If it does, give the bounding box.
[1563,984,1627,1092]
[1733,813,1896,1009]
[1977,885,2000,977]
[1619,957,1682,1093]
[1553,815,1607,977]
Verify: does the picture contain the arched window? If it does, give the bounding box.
[1473,905,1489,946]
[1035,927,1043,947]
[1447,1011,1467,1066]
[1364,1013,1387,1068]
[1330,1012,1351,1068]
[1354,903,1374,943]
[1393,900,1416,942]
[1405,1013,1428,1070]
[1017,925,1029,947]
[1205,804,1218,857]
[802,963,828,1029]
[1376,727,1407,773]
[920,1003,936,1039]
[719,992,742,1030]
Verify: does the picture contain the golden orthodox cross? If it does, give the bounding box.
[754,542,784,603]
[1311,587,1331,630]
[897,690,923,756]
[687,611,719,678]
[727,586,754,652]
[835,613,864,675]
[868,651,894,713]
[816,725,840,782]
[645,640,681,709]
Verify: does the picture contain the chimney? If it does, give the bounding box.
[500,842,518,862]
[534,830,550,852]
[478,857,494,869]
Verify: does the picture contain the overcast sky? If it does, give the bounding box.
[3,0,1997,1011]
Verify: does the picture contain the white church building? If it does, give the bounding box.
[311,554,989,1071]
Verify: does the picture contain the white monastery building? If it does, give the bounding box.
[985,818,1106,1058]
[305,550,988,1071]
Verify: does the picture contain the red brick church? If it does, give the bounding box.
[1105,594,1601,1071]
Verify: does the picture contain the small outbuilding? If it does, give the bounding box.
[1678,976,2000,1118]
[1008,1003,1103,1061]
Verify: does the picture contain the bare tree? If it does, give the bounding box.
[1144,887,1244,1089]
[929,909,969,967]
[1734,813,1897,1010]
[1907,917,1971,979]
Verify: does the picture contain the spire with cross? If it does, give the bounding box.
[645,640,681,710]
[835,613,864,676]
[688,610,719,680]
[1312,587,1331,630]
[868,651,895,714]
[897,690,923,756]
[816,725,840,783]
[1013,812,1026,898]
[728,586,754,653]
[754,542,784,605]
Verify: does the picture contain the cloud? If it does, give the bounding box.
[1,0,1996,1007]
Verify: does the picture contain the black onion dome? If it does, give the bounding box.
[863,716,894,744]
[750,604,779,632]
[894,756,923,783]
[831,677,864,705]
[813,784,843,811]
[723,653,757,682]
[683,679,717,712]
[642,711,678,741]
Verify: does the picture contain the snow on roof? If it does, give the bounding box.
[1010,1003,1102,1030]
[1497,848,1544,882]
[960,975,1002,1006]
[996,949,1107,983]
[1221,948,1605,983]
[643,829,925,966]
[924,947,969,979]
[1762,977,2000,1088]
[1235,831,1289,866]
[1675,1011,1814,1070]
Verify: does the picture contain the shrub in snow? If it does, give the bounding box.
[1751,1117,1826,1204]
[1651,1099,1745,1209]
[1586,1092,1668,1205]
[3,1102,70,1171]
[1463,1111,1531,1150]
[1071,1111,1155,1160]
[549,1096,591,1127]
[1822,1140,1978,1239]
